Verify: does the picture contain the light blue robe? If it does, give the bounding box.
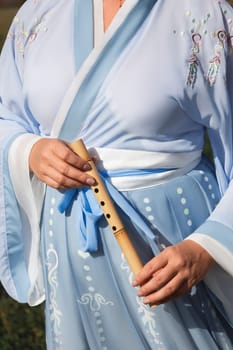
[0,0,233,349]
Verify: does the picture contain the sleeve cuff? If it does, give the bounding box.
[187,232,233,277]
[187,231,233,325]
[8,133,45,305]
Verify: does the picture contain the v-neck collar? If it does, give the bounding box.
[74,0,131,71]
[53,0,153,137]
[93,0,128,47]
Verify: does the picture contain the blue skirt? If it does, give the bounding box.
[41,158,233,349]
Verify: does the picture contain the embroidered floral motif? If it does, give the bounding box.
[77,249,114,349]
[77,293,114,311]
[207,29,227,86]
[173,9,212,38]
[7,14,48,56]
[77,249,114,311]
[173,4,233,88]
[120,254,165,349]
[173,9,210,88]
[186,33,202,88]
[47,245,63,349]
[136,300,164,348]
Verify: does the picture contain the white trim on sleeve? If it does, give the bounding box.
[8,133,45,305]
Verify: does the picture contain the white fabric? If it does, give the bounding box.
[1,0,233,311]
[188,233,233,324]
[8,133,45,305]
[188,233,233,278]
[91,147,202,190]
[93,0,104,46]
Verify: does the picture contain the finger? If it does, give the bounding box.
[48,157,96,186]
[61,142,92,170]
[143,274,186,305]
[50,141,91,171]
[39,166,93,189]
[40,174,67,189]
[132,254,168,287]
[137,266,176,298]
[143,282,189,306]
[162,283,191,303]
[151,280,193,305]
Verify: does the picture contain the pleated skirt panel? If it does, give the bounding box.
[41,158,233,350]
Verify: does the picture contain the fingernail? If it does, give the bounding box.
[132,280,137,287]
[86,178,95,186]
[83,163,91,171]
[137,290,143,297]
[143,297,150,304]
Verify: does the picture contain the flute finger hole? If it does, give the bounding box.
[100,201,105,206]
[106,214,111,218]
[94,188,99,193]
[112,226,117,231]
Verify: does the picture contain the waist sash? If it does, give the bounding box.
[59,147,202,252]
[90,147,202,190]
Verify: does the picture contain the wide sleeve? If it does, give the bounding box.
[0,5,45,306]
[180,0,233,324]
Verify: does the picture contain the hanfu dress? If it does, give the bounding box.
[0,0,233,349]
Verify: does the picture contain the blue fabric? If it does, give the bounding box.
[39,2,233,347]
[59,0,157,141]
[196,220,233,251]
[58,170,162,253]
[74,0,94,72]
[101,168,176,177]
[0,0,233,348]
[1,134,30,302]
[59,188,103,252]
[41,159,233,349]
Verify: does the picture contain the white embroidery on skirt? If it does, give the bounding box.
[77,249,114,310]
[47,245,63,349]
[77,250,114,349]
[77,293,114,311]
[120,254,165,348]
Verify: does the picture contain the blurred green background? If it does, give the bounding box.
[0,1,233,349]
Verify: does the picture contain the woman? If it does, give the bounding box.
[0,0,233,348]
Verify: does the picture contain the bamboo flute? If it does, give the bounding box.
[70,139,144,276]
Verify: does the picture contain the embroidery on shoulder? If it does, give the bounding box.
[186,33,202,88]
[173,9,211,88]
[206,1,233,86]
[173,3,233,89]
[7,13,48,57]
[206,29,227,87]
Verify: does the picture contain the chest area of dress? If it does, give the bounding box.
[23,2,194,137]
[90,15,191,138]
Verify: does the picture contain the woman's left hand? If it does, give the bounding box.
[132,240,215,305]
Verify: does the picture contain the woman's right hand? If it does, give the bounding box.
[29,138,96,189]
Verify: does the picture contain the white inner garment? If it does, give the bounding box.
[91,147,202,190]
[93,0,104,46]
